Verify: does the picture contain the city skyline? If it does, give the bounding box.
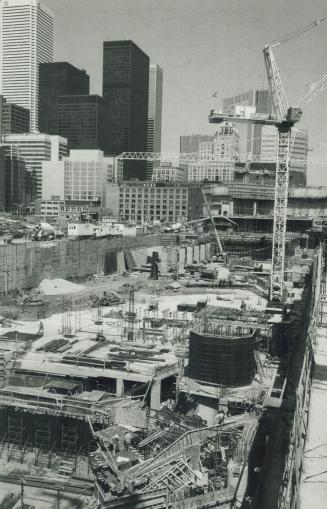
[45,0,327,186]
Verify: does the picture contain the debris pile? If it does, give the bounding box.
[37,278,85,295]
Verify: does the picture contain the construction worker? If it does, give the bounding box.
[37,320,44,336]
[112,433,120,454]
[115,476,123,496]
[215,409,225,427]
[124,431,132,453]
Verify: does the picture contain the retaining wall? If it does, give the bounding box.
[0,234,166,294]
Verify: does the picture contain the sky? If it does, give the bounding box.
[46,0,327,186]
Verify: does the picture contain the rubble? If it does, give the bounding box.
[37,278,85,295]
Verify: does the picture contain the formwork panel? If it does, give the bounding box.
[189,330,256,387]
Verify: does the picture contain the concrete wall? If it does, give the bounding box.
[0,235,215,294]
[0,234,165,294]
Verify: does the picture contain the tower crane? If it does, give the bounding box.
[209,16,327,302]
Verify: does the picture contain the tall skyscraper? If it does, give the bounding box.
[0,0,54,132]
[146,64,163,180]
[39,62,90,135]
[102,40,149,180]
[57,95,110,153]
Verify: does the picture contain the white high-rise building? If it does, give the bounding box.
[0,0,54,132]
[2,133,67,197]
[146,64,163,179]
[41,150,118,215]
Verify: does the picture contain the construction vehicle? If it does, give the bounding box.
[201,187,227,264]
[15,287,44,307]
[209,16,327,302]
[32,222,56,241]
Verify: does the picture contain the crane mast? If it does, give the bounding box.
[270,127,291,301]
[264,18,327,300]
[263,44,294,301]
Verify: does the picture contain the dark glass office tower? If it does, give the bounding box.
[57,95,110,152]
[39,62,90,134]
[103,40,149,180]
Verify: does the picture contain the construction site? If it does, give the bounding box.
[0,9,327,509]
[0,219,322,509]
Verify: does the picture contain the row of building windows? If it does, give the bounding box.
[121,205,187,210]
[120,189,187,196]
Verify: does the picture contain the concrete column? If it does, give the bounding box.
[199,244,206,261]
[178,247,186,274]
[117,251,125,273]
[193,245,200,263]
[186,246,193,265]
[159,248,168,275]
[253,200,257,216]
[150,381,161,411]
[116,378,124,397]
[205,243,211,260]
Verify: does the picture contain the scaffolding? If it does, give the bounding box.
[74,299,82,333]
[7,414,31,463]
[60,298,74,336]
[34,419,52,467]
[60,423,79,477]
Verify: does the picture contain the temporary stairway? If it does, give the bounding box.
[124,250,136,270]
[131,415,249,478]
